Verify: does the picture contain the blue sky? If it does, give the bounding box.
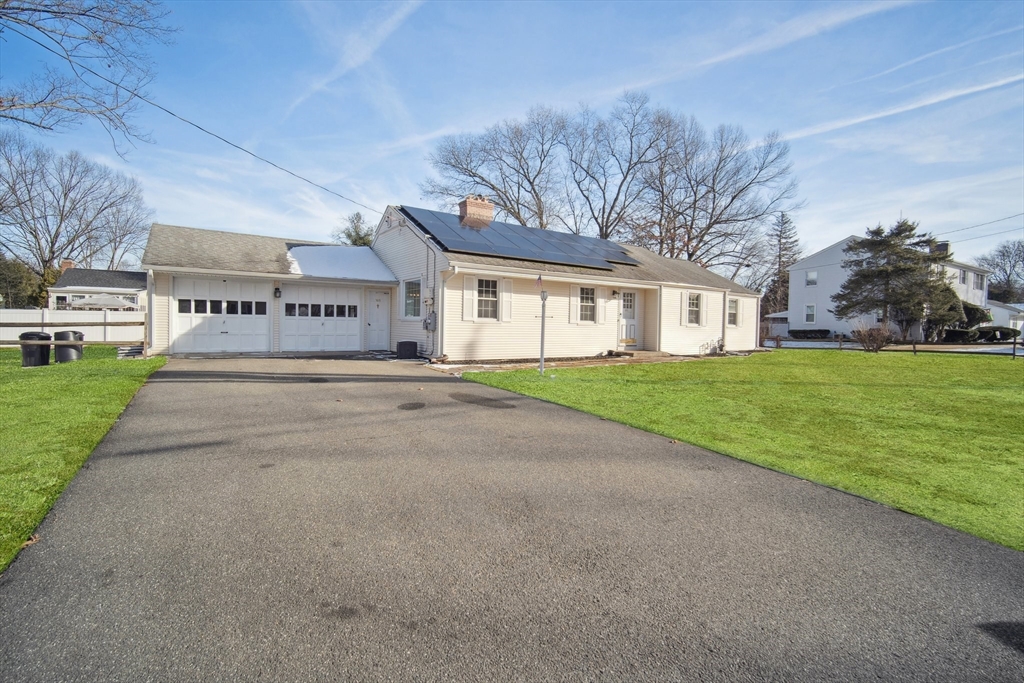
[5,0,1023,261]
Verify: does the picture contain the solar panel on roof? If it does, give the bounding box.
[400,206,641,270]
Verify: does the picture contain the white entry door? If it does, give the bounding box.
[619,290,638,347]
[367,290,390,350]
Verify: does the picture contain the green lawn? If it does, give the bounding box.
[466,350,1024,550]
[0,346,165,571]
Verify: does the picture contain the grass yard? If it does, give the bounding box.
[0,346,165,571]
[466,350,1024,550]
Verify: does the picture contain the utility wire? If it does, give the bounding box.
[1,21,383,216]
[933,212,1024,236]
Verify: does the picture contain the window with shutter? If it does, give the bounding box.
[477,279,498,319]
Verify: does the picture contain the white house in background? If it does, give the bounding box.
[786,236,991,339]
[987,300,1024,333]
[141,197,760,359]
[48,263,148,311]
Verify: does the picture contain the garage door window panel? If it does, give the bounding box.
[241,301,253,315]
[255,301,266,315]
[348,305,358,318]
[210,300,223,314]
[311,304,321,317]
[227,301,239,315]
[194,299,207,314]
[285,303,296,316]
[324,305,334,317]
[178,299,191,314]
[298,304,309,316]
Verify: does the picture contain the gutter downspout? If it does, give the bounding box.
[721,291,729,351]
[657,285,663,352]
[439,266,459,359]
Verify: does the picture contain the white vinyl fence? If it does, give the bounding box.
[0,309,146,344]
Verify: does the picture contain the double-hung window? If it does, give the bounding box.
[805,271,817,287]
[974,273,985,290]
[727,299,738,326]
[687,293,702,325]
[477,279,498,319]
[579,287,596,322]
[404,279,421,318]
[959,269,967,285]
[805,305,816,324]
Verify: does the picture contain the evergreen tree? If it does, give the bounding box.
[831,219,952,337]
[331,212,374,247]
[0,254,40,309]
[761,212,801,315]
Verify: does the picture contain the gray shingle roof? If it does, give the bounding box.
[446,247,757,294]
[142,224,328,274]
[52,268,147,290]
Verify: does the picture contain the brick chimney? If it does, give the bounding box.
[60,259,75,273]
[458,195,494,227]
[932,241,950,255]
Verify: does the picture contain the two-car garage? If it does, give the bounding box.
[146,225,399,356]
[169,277,388,354]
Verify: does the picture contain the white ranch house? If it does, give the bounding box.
[142,198,760,360]
[784,236,992,340]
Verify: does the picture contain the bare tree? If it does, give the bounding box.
[633,119,799,278]
[975,239,1024,303]
[0,132,153,292]
[561,92,669,240]
[0,0,173,148]
[423,106,565,229]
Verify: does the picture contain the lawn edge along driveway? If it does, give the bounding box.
[0,346,166,572]
[465,350,1024,550]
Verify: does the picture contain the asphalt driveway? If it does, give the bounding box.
[1,357,1021,681]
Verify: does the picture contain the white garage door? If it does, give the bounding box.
[173,278,272,353]
[281,284,362,352]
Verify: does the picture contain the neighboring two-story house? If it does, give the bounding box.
[784,236,991,340]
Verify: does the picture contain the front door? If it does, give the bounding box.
[619,290,638,347]
[367,290,390,350]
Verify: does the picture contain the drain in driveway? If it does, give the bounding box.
[449,392,516,409]
[398,402,425,411]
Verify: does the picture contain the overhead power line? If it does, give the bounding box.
[933,212,1024,236]
[1,21,383,216]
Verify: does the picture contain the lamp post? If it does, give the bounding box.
[539,290,548,375]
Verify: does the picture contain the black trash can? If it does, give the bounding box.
[396,340,418,359]
[54,330,85,363]
[19,331,52,367]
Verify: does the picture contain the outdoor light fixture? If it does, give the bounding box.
[612,290,620,298]
[274,287,282,298]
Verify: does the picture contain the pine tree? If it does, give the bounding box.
[331,212,374,247]
[831,219,952,339]
[761,212,801,315]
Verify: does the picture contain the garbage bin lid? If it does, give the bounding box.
[19,331,52,340]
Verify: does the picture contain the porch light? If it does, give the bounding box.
[274,288,282,298]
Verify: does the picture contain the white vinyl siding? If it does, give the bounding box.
[445,276,616,361]
[723,296,758,351]
[660,287,723,355]
[151,271,171,354]
[370,213,448,355]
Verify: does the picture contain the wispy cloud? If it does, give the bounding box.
[838,25,1024,88]
[699,1,914,67]
[784,74,1024,140]
[886,50,1024,93]
[285,1,423,119]
[607,1,911,97]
